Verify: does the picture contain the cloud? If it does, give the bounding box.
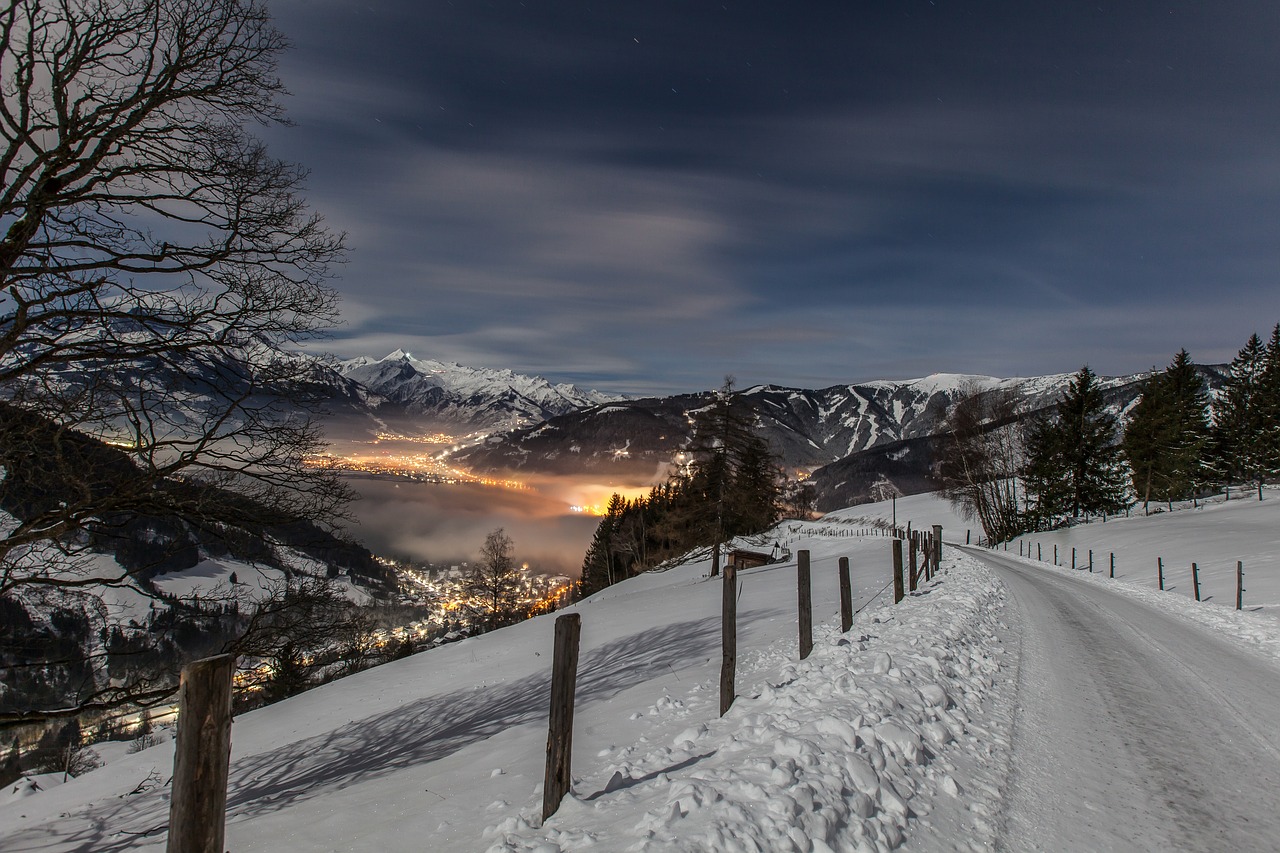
[258,0,1280,395]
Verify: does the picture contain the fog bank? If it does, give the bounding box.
[340,475,630,576]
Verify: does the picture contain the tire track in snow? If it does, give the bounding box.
[975,548,1280,852]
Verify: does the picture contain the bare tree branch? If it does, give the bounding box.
[0,0,352,724]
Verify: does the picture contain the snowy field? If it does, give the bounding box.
[835,489,1280,618]
[3,494,1279,851]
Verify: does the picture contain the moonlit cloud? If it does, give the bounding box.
[265,0,1280,394]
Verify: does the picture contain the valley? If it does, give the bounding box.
[4,5,1274,848]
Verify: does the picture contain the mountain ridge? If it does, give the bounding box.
[331,350,624,431]
[446,365,1229,506]
[305,351,1228,508]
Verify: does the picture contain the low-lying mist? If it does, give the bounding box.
[339,474,653,577]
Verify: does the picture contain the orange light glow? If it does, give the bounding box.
[304,451,526,490]
[561,484,652,516]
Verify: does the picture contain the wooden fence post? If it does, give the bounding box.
[1158,557,1164,590]
[1192,562,1201,602]
[167,654,235,853]
[1037,542,1042,561]
[1237,561,1244,611]
[1072,547,1076,570]
[1109,553,1115,579]
[543,613,582,821]
[892,539,904,604]
[933,525,943,568]
[908,535,918,593]
[721,565,736,717]
[797,550,813,660]
[1088,549,1093,573]
[966,528,970,545]
[839,557,853,633]
[1054,544,1058,565]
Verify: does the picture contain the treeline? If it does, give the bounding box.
[580,381,800,596]
[944,324,1280,542]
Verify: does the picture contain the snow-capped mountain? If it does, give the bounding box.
[453,366,1229,496]
[334,350,623,430]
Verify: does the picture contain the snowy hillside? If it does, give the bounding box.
[1,519,1011,852]
[837,489,1280,618]
[6,494,1279,851]
[336,350,623,430]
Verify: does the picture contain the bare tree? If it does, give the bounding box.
[466,528,521,630]
[225,576,370,704]
[937,384,1026,543]
[0,0,347,722]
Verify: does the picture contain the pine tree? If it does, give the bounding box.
[136,709,154,739]
[580,497,620,597]
[1023,410,1067,523]
[263,643,310,704]
[1124,350,1210,511]
[1212,332,1268,498]
[1023,366,1128,521]
[1123,368,1170,512]
[577,381,780,588]
[729,436,782,535]
[683,377,780,559]
[1162,349,1211,499]
[1259,324,1280,492]
[31,720,80,774]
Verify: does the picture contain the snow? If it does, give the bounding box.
[336,351,622,427]
[835,488,1280,650]
[2,504,368,652]
[822,492,975,538]
[972,547,1280,850]
[2,775,67,806]
[5,495,1280,851]
[150,559,282,601]
[483,553,1009,853]
[1005,491,1280,614]
[0,520,1013,853]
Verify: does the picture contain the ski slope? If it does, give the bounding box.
[3,497,1280,851]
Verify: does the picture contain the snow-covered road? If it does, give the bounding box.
[970,548,1280,852]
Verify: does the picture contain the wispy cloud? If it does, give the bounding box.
[262,0,1280,394]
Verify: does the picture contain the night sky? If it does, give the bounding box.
[265,0,1280,395]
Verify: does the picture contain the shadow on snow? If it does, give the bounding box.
[6,617,723,852]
